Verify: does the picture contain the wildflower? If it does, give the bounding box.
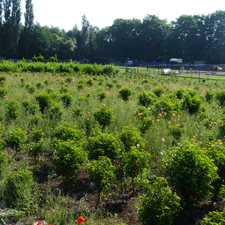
[77,216,85,224]
[191,138,194,142]
[162,138,165,142]
[168,121,171,125]
[25,184,28,188]
[137,144,140,147]
[199,141,202,145]
[30,199,33,203]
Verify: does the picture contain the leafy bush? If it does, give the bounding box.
[22,100,40,115]
[86,156,115,207]
[138,91,156,106]
[53,140,87,185]
[54,122,85,146]
[153,86,164,97]
[119,126,145,152]
[136,177,181,225]
[37,54,44,62]
[7,128,27,155]
[118,86,133,101]
[47,102,63,120]
[94,105,114,129]
[200,211,225,225]
[139,116,154,133]
[164,142,218,208]
[205,90,214,103]
[27,140,45,164]
[122,148,151,190]
[86,131,124,160]
[4,169,33,209]
[0,150,8,180]
[35,92,53,113]
[181,94,202,115]
[6,100,20,120]
[97,90,107,101]
[60,93,73,107]
[0,87,8,98]
[216,90,225,106]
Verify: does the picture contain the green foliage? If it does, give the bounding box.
[122,148,150,187]
[36,81,44,89]
[6,100,20,120]
[0,75,7,86]
[4,169,33,209]
[22,100,40,115]
[139,116,154,133]
[205,90,214,103]
[60,93,73,107]
[86,156,115,206]
[118,86,133,101]
[94,105,114,129]
[47,102,63,120]
[54,122,85,146]
[97,90,107,101]
[164,142,218,207]
[136,177,181,225]
[168,123,185,140]
[86,131,124,160]
[32,55,37,63]
[53,140,87,185]
[7,128,27,154]
[181,93,202,115]
[27,140,45,163]
[200,211,225,225]
[35,92,53,113]
[216,90,225,106]
[138,91,156,106]
[37,54,44,62]
[119,126,145,152]
[153,86,165,97]
[0,151,8,180]
[205,141,225,198]
[0,87,8,98]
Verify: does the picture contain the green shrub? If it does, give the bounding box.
[53,140,87,185]
[175,88,186,100]
[0,87,8,98]
[47,102,63,120]
[181,94,202,115]
[139,117,154,133]
[86,131,124,160]
[22,100,40,115]
[205,90,214,103]
[54,122,85,146]
[119,126,145,152]
[0,150,8,180]
[153,86,164,97]
[216,90,225,106]
[36,81,44,89]
[86,78,94,86]
[118,86,133,101]
[136,177,181,225]
[37,54,44,62]
[164,142,218,208]
[7,128,27,155]
[35,92,53,113]
[200,211,225,225]
[27,140,45,164]
[168,123,185,140]
[205,141,225,199]
[138,91,156,107]
[0,75,7,85]
[86,156,115,207]
[60,93,73,107]
[122,148,151,190]
[97,90,107,101]
[31,128,45,142]
[4,169,33,209]
[32,55,37,62]
[6,100,20,120]
[94,105,114,130]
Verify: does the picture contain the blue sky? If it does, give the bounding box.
[20,0,224,31]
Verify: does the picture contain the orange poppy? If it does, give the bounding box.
[77,216,85,224]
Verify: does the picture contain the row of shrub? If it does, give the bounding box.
[0,60,119,75]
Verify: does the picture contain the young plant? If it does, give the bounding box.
[118,86,133,101]
[86,131,124,160]
[94,105,114,130]
[119,126,145,152]
[122,147,151,191]
[4,169,33,209]
[53,140,87,186]
[86,156,115,207]
[164,142,218,208]
[136,177,181,225]
[7,128,27,156]
[6,100,20,121]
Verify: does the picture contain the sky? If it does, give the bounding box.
[20,0,224,31]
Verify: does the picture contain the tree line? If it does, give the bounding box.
[1,0,225,64]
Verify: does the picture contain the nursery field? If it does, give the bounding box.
[1,62,225,224]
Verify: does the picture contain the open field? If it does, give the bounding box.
[1,63,225,224]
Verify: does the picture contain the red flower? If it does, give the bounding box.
[77,216,85,224]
